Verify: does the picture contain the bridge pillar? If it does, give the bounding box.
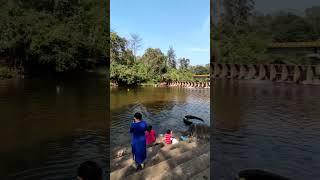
[270,64,276,81]
[280,65,289,81]
[230,64,238,78]
[306,66,315,83]
[256,64,266,80]
[220,64,228,78]
[238,65,246,79]
[213,64,221,78]
[316,65,320,75]
[314,65,320,84]
[245,64,256,80]
[293,66,301,83]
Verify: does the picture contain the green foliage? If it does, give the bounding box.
[178,58,190,70]
[191,64,209,75]
[141,48,167,78]
[222,0,255,26]
[110,33,197,86]
[0,66,15,79]
[269,12,316,42]
[220,26,271,64]
[110,32,132,64]
[164,68,194,82]
[0,0,107,74]
[218,2,320,65]
[110,61,148,86]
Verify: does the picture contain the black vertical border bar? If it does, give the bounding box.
[210,0,214,178]
[103,0,111,178]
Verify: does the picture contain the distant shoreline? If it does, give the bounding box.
[0,66,107,80]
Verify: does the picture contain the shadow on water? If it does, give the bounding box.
[213,79,320,180]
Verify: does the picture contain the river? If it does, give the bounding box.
[110,87,210,148]
[0,77,107,179]
[213,80,320,180]
[0,82,209,179]
[3,78,316,179]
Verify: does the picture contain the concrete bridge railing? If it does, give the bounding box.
[212,64,320,85]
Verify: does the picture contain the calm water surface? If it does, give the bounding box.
[213,80,320,180]
[111,87,210,148]
[0,77,107,179]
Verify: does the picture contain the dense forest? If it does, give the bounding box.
[213,0,320,65]
[110,32,209,86]
[0,0,108,78]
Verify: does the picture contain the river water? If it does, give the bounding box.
[0,77,107,179]
[3,77,317,179]
[110,87,210,148]
[0,82,209,179]
[213,80,320,180]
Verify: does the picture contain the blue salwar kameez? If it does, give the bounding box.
[130,120,147,165]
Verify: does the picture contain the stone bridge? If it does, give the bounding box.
[163,75,211,88]
[212,64,320,84]
[166,81,210,88]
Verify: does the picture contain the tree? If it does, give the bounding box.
[219,26,270,64]
[305,6,320,39]
[167,46,176,69]
[129,33,142,61]
[191,65,209,75]
[0,0,107,73]
[110,32,130,64]
[141,48,167,80]
[178,58,190,70]
[110,61,148,86]
[270,12,315,42]
[222,0,255,27]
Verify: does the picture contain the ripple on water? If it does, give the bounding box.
[213,80,320,180]
[7,129,107,180]
[111,87,210,148]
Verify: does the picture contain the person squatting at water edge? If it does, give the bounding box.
[130,112,148,171]
[164,129,179,145]
[145,125,156,147]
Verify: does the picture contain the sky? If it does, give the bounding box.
[111,0,210,66]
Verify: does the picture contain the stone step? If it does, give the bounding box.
[111,143,164,171]
[110,142,197,179]
[192,168,210,180]
[152,152,210,180]
[111,141,194,171]
[124,143,209,180]
[146,142,198,167]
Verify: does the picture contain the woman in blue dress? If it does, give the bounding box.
[130,112,147,170]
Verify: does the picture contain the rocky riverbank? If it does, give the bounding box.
[110,124,210,179]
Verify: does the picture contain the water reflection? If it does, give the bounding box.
[213,80,320,180]
[0,78,107,179]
